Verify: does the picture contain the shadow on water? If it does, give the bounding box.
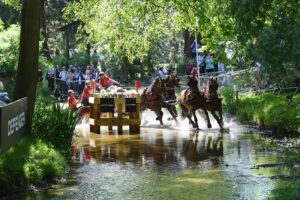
[24,117,300,200]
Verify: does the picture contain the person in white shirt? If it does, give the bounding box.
[59,67,68,96]
[205,54,214,73]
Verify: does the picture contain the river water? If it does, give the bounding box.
[25,114,300,200]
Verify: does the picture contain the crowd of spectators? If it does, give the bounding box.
[46,65,101,100]
[185,51,225,76]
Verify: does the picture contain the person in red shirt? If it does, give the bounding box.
[68,90,78,111]
[81,81,91,106]
[90,79,97,93]
[98,72,120,89]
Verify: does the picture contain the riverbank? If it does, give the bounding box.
[221,89,300,137]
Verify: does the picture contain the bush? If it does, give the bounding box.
[236,93,300,134]
[0,136,66,194]
[220,86,237,114]
[32,97,79,153]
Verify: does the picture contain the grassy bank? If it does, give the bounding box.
[221,87,300,135]
[0,136,66,196]
[0,97,78,195]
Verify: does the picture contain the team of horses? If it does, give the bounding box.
[76,74,224,130]
[141,75,224,130]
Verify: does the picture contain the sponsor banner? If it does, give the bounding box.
[0,98,28,154]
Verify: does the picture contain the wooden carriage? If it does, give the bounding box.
[89,93,141,134]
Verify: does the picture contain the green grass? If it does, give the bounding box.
[220,89,300,135]
[0,135,66,195]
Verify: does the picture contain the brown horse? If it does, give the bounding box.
[161,74,180,122]
[178,76,223,130]
[203,77,223,128]
[141,77,164,125]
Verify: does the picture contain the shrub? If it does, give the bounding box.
[32,97,79,153]
[220,86,237,114]
[0,136,66,194]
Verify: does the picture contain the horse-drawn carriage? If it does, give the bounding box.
[81,74,224,132]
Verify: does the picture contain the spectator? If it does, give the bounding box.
[205,54,214,73]
[185,60,193,75]
[217,61,225,75]
[191,40,199,57]
[66,69,73,90]
[197,53,206,74]
[59,67,68,97]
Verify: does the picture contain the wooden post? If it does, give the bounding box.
[90,96,100,134]
[117,98,123,134]
[108,112,113,132]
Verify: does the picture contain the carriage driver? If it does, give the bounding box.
[98,72,120,89]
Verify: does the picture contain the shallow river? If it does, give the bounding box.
[25,117,300,200]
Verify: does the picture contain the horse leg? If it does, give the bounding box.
[180,104,196,128]
[172,105,178,117]
[166,105,178,123]
[155,109,164,125]
[211,111,223,129]
[218,109,224,127]
[203,109,212,128]
[192,110,199,130]
[159,110,164,125]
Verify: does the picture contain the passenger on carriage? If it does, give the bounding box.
[98,72,120,89]
[81,80,92,106]
[68,90,78,111]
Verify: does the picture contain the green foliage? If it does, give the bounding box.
[0,23,19,79]
[64,0,176,63]
[0,0,20,10]
[0,136,66,194]
[52,54,68,67]
[23,140,66,182]
[236,93,300,134]
[32,97,79,153]
[220,86,237,114]
[228,0,300,84]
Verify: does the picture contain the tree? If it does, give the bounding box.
[13,0,41,131]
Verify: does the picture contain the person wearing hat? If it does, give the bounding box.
[81,80,92,106]
[98,72,120,89]
[68,90,78,111]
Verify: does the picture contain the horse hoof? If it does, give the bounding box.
[167,117,174,121]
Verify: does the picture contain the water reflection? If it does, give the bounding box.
[24,124,300,200]
[72,129,225,169]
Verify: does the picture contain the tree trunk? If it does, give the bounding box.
[13,0,41,132]
[183,29,195,59]
[41,0,51,59]
[86,43,91,65]
[121,56,129,84]
[65,32,70,60]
